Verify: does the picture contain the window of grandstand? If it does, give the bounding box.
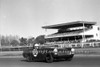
[90,26,93,28]
[96,33,98,36]
[86,39,100,42]
[57,28,84,33]
[98,27,100,30]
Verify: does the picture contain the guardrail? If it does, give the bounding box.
[0,46,32,51]
[0,46,100,57]
[0,42,100,52]
[75,48,100,55]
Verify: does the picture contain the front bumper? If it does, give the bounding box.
[53,51,74,58]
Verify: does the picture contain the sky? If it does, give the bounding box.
[0,0,100,38]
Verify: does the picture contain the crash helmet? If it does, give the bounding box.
[34,43,39,47]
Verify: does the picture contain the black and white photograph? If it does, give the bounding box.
[0,0,100,67]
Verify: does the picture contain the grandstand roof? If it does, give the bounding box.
[42,21,96,29]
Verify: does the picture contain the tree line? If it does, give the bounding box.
[0,35,34,46]
[0,35,45,47]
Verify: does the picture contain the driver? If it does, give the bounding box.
[34,43,39,49]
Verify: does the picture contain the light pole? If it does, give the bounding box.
[82,22,85,48]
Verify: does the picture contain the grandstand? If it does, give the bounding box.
[42,21,100,47]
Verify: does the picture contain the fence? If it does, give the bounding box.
[0,42,100,51]
[0,46,32,51]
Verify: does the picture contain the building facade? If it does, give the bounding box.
[42,21,100,47]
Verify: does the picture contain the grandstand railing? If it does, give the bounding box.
[46,41,100,48]
[45,27,92,38]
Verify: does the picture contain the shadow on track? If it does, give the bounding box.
[21,58,71,63]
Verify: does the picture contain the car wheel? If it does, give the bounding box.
[26,56,33,62]
[65,54,74,61]
[45,54,53,63]
[66,57,73,61]
[23,53,27,58]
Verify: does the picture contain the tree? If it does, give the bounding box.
[0,35,20,46]
[10,40,20,46]
[27,37,35,46]
[35,35,45,44]
[1,38,6,46]
[1,37,10,46]
[19,37,27,46]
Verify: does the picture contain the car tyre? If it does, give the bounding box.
[45,54,53,63]
[65,54,74,61]
[26,56,33,62]
[66,57,73,61]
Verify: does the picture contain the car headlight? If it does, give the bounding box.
[53,48,58,52]
[71,48,75,52]
[53,48,58,55]
[71,48,75,54]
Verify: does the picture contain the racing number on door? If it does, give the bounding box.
[32,49,38,57]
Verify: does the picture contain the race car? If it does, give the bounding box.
[23,44,75,63]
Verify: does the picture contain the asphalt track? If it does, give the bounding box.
[0,55,100,67]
